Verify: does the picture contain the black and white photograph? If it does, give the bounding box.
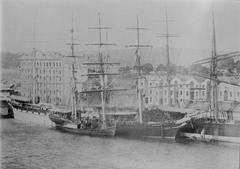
[1,0,240,168]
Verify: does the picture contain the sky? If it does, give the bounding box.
[1,0,240,66]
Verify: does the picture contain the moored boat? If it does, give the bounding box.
[0,97,14,118]
[177,4,240,144]
[10,95,54,127]
[49,15,117,137]
[49,108,116,137]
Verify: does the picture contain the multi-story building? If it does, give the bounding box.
[218,77,240,102]
[19,51,87,106]
[141,72,210,108]
[141,71,240,109]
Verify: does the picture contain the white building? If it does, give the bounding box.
[142,72,210,108]
[218,77,240,102]
[19,51,87,106]
[142,71,240,109]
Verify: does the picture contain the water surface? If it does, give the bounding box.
[1,119,239,169]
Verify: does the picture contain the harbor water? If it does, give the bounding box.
[1,118,239,169]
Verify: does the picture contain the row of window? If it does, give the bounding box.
[37,76,62,82]
[36,89,62,95]
[38,69,63,74]
[34,61,62,67]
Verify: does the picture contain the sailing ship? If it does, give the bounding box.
[49,14,117,137]
[115,16,187,140]
[178,5,240,143]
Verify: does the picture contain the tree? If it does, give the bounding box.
[142,63,153,74]
[156,64,167,71]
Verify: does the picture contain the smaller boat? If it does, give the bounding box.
[0,97,14,118]
[49,108,116,137]
[0,86,14,118]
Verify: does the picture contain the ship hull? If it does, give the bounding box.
[13,107,54,127]
[178,119,240,143]
[116,122,182,140]
[0,101,14,118]
[55,125,116,137]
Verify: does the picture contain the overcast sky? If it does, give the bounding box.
[1,0,240,65]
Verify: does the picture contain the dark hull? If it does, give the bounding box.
[1,112,14,118]
[55,125,116,137]
[0,101,14,119]
[178,119,240,142]
[49,114,71,125]
[116,122,182,139]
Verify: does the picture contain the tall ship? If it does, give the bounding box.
[49,14,118,137]
[178,4,240,143]
[115,15,187,140]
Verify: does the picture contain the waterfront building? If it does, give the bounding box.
[141,71,240,109]
[19,51,87,106]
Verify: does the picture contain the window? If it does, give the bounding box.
[180,91,182,95]
[230,92,232,97]
[202,91,205,96]
[186,91,189,96]
[150,97,152,102]
[224,90,228,101]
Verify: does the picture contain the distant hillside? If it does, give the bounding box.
[78,47,211,68]
[1,47,212,69]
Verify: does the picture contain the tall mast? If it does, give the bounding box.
[66,13,80,120]
[157,6,177,107]
[165,7,171,107]
[32,17,37,104]
[87,13,116,128]
[126,16,151,124]
[210,4,219,121]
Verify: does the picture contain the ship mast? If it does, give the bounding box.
[126,16,151,124]
[66,14,80,120]
[210,4,219,121]
[157,6,177,107]
[32,17,37,104]
[84,13,117,128]
[191,4,240,121]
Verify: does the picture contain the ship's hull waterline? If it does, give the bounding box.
[13,108,54,127]
[55,125,116,137]
[178,120,240,143]
[116,122,184,140]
